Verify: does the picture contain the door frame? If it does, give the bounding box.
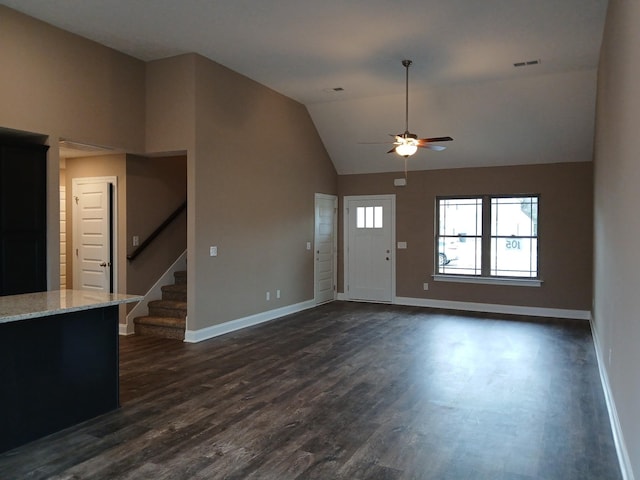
[71,176,118,293]
[314,193,338,304]
[343,194,396,302]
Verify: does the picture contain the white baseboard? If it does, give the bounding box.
[119,323,134,336]
[184,299,316,343]
[337,293,590,320]
[591,316,635,480]
[394,296,590,320]
[122,250,187,335]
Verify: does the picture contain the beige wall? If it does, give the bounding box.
[0,7,338,333]
[339,162,593,311]
[0,7,145,150]
[189,54,337,330]
[593,1,640,477]
[0,6,146,290]
[145,55,196,155]
[126,154,187,296]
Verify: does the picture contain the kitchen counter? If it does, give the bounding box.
[0,290,142,453]
[0,289,142,323]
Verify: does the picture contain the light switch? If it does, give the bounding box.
[397,241,407,249]
[132,236,139,247]
[210,246,218,257]
[306,242,311,250]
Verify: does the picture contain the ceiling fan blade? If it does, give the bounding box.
[386,147,397,154]
[419,144,447,151]
[419,136,453,143]
[358,141,395,145]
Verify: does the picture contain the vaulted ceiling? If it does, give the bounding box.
[1,0,608,174]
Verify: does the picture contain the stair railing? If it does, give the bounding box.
[127,200,187,261]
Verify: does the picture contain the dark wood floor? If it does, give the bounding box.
[0,302,621,479]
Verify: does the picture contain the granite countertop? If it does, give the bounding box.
[0,290,143,324]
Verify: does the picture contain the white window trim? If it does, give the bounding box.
[436,194,539,280]
[433,274,542,287]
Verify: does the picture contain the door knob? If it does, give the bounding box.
[99,261,111,267]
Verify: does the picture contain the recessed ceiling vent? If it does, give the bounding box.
[323,87,344,93]
[514,59,541,68]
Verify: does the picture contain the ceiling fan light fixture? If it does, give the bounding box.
[395,142,418,157]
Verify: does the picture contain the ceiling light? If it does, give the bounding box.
[396,138,419,156]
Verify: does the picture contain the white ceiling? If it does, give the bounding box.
[1,0,608,174]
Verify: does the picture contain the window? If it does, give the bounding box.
[356,206,383,229]
[436,195,539,278]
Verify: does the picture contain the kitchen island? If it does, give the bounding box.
[0,290,142,453]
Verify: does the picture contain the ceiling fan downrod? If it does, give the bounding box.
[402,59,412,136]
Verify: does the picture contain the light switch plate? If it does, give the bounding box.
[210,246,218,256]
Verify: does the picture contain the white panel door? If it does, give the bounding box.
[346,196,394,302]
[73,181,112,292]
[315,194,337,304]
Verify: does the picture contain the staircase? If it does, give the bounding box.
[134,270,187,340]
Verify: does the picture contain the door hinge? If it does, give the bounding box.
[75,248,78,256]
[74,196,79,205]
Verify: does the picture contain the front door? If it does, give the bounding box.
[72,178,114,292]
[314,193,337,304]
[345,195,395,302]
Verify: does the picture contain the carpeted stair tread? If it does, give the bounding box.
[174,270,187,285]
[148,301,187,319]
[135,270,187,340]
[161,283,187,302]
[134,315,185,328]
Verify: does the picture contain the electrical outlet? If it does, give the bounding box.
[423,282,429,291]
[132,235,139,247]
[276,289,281,299]
[210,246,218,257]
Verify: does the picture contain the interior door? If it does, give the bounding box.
[345,195,394,302]
[73,180,112,292]
[314,194,337,304]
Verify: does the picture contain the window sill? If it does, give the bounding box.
[432,275,542,287]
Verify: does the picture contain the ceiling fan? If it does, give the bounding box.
[363,59,453,158]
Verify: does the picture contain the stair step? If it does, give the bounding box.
[134,316,185,340]
[161,283,187,302]
[134,315,185,328]
[148,299,187,319]
[174,270,187,285]
[135,270,188,340]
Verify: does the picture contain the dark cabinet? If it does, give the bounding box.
[0,142,48,295]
